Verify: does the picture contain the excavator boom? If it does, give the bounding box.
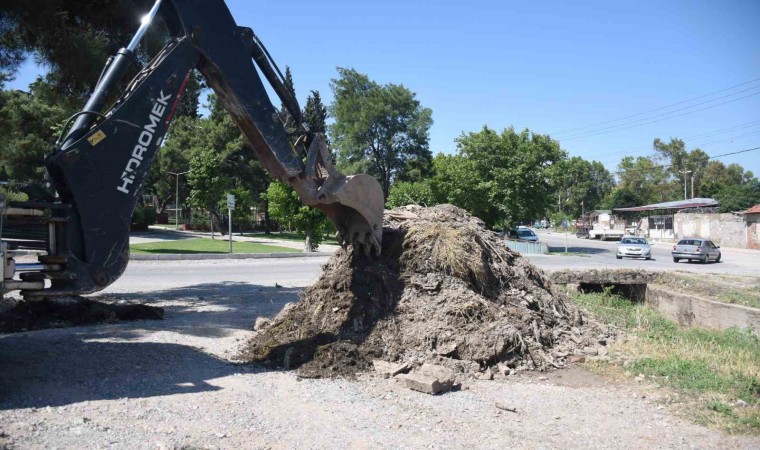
[1,0,383,300]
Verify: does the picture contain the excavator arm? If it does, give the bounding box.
[1,0,383,300]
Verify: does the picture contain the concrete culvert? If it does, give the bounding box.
[240,204,609,378]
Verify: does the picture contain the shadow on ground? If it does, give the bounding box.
[0,282,301,409]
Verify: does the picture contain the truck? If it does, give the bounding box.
[586,210,625,241]
[1,0,385,302]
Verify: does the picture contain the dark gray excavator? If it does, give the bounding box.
[1,0,384,301]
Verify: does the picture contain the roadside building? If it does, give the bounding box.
[613,198,719,242]
[744,204,760,249]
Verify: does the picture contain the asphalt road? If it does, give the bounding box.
[532,230,760,276]
[102,257,329,294]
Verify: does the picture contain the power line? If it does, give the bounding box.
[610,145,760,175]
[592,125,760,164]
[559,90,760,141]
[552,76,760,136]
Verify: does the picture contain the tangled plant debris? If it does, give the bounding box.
[241,205,613,379]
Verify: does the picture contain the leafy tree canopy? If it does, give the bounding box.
[329,67,433,198]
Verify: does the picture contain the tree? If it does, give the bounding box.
[187,147,227,235]
[0,79,69,181]
[616,156,667,204]
[434,127,565,228]
[715,180,760,212]
[386,181,436,208]
[600,187,645,209]
[329,67,433,198]
[303,90,327,142]
[1,0,165,100]
[549,156,614,218]
[266,181,330,251]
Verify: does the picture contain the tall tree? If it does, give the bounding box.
[329,67,433,198]
[549,156,614,217]
[0,78,69,181]
[1,0,164,100]
[434,127,565,227]
[303,90,327,142]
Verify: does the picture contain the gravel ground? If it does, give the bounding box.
[1,279,758,449]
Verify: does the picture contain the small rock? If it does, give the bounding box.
[372,360,411,378]
[496,363,511,376]
[735,399,748,408]
[571,327,581,335]
[253,317,272,331]
[400,373,447,395]
[597,347,608,357]
[583,347,598,356]
[567,355,585,363]
[478,368,493,380]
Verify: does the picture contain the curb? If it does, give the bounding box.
[130,251,334,261]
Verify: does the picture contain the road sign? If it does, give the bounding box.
[226,194,235,209]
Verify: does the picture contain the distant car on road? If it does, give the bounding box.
[672,238,721,263]
[507,227,539,242]
[616,236,652,260]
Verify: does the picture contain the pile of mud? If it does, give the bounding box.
[0,297,164,333]
[241,205,606,378]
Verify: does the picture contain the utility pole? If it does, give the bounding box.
[679,169,692,200]
[691,172,696,199]
[168,171,189,229]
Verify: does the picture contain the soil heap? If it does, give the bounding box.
[241,204,599,378]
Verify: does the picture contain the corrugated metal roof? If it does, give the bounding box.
[744,204,760,214]
[613,198,718,212]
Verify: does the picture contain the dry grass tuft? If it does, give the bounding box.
[406,223,489,286]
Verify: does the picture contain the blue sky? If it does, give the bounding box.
[7,0,760,176]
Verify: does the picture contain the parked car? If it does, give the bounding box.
[672,238,721,263]
[507,227,539,242]
[616,236,652,260]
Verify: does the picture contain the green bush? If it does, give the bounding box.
[131,205,157,229]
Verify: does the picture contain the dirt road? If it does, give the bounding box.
[2,270,758,449]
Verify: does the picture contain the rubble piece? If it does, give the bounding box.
[253,317,272,331]
[401,373,447,395]
[372,360,411,378]
[400,364,458,394]
[241,205,605,378]
[478,368,494,380]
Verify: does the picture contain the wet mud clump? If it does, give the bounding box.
[242,205,599,378]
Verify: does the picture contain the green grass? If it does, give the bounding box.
[130,238,299,254]
[243,231,339,245]
[573,290,760,434]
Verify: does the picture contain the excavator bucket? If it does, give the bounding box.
[291,135,385,255]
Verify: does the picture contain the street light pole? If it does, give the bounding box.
[680,169,692,200]
[168,171,189,229]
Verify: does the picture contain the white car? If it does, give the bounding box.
[616,237,652,260]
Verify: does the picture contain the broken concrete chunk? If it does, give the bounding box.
[419,364,456,385]
[597,347,609,357]
[372,360,411,378]
[583,346,598,356]
[477,368,493,380]
[401,373,447,395]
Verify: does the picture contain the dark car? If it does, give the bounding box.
[507,227,539,242]
[672,238,721,263]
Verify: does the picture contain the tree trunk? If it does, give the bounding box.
[304,231,313,253]
[263,198,271,234]
[211,210,226,236]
